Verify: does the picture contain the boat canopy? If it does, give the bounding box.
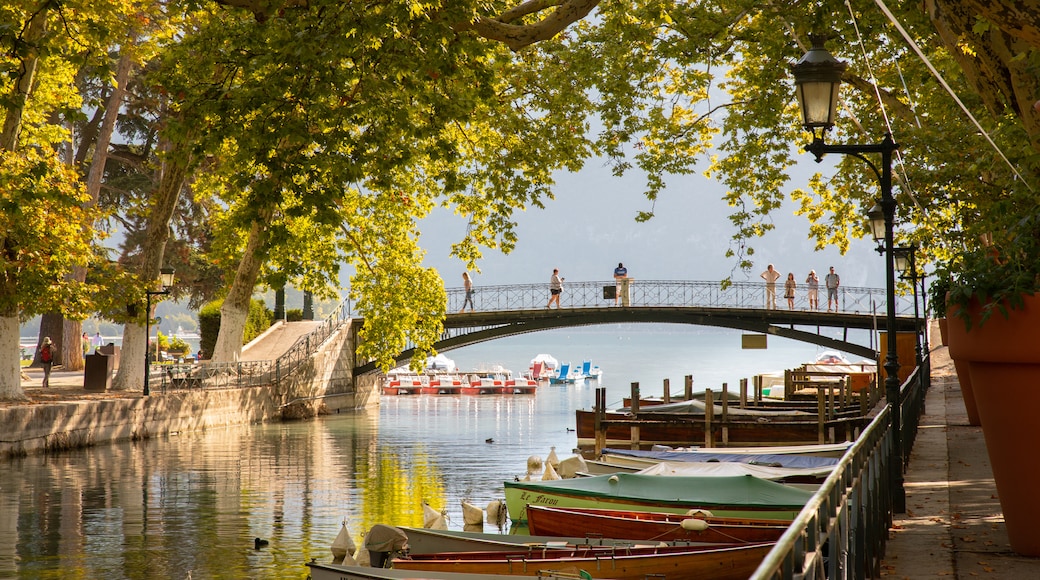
[504,473,814,509]
[603,447,839,469]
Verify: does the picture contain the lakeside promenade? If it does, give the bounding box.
[5,329,1040,577]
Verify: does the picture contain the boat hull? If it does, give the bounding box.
[504,473,811,522]
[526,505,790,544]
[391,542,775,579]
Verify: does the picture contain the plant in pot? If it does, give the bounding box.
[928,264,951,346]
[945,206,1040,556]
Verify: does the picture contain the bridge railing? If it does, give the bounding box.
[448,279,917,316]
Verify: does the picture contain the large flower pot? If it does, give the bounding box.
[947,294,1040,556]
[942,313,981,426]
[937,317,948,346]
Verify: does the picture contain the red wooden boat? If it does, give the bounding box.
[526,505,790,544]
[391,541,775,579]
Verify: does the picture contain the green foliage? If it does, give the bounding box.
[244,299,273,345]
[286,309,303,322]
[156,331,190,355]
[197,300,222,360]
[197,297,273,356]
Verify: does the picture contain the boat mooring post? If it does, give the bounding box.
[630,383,640,450]
[684,375,693,400]
[594,387,606,455]
[739,378,748,409]
[721,383,729,446]
[704,388,714,448]
[662,378,671,404]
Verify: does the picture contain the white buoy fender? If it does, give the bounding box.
[331,521,357,562]
[462,501,484,525]
[423,503,448,529]
[542,462,561,481]
[680,518,710,532]
[547,446,560,468]
[608,475,619,484]
[557,455,589,479]
[685,508,713,518]
[486,500,505,525]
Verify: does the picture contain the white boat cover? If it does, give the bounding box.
[635,460,833,480]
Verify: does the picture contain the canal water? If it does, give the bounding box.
[0,324,873,579]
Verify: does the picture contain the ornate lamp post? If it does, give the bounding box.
[144,266,176,396]
[791,36,905,512]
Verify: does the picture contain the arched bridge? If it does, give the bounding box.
[352,279,922,375]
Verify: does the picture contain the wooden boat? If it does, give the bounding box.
[306,561,601,580]
[599,447,840,469]
[526,505,791,544]
[503,473,813,522]
[397,526,719,555]
[390,542,776,579]
[574,407,865,449]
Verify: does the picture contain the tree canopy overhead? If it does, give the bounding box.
[3,0,1040,393]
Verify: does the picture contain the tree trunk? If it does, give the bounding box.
[109,132,190,391]
[211,220,269,362]
[0,314,27,400]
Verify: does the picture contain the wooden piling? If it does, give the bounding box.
[685,375,693,400]
[721,383,729,446]
[630,382,640,450]
[594,387,606,455]
[704,388,714,448]
[739,378,748,408]
[663,378,671,404]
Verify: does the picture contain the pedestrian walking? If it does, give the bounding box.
[547,269,564,308]
[825,266,841,311]
[805,270,819,310]
[39,337,56,388]
[81,332,91,356]
[784,273,796,309]
[460,272,475,312]
[92,332,104,350]
[613,262,628,306]
[760,264,781,309]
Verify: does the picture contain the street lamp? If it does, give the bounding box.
[144,266,176,396]
[895,245,927,373]
[791,36,905,512]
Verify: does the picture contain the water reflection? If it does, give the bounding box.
[0,386,589,579]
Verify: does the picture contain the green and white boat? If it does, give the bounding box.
[504,473,813,522]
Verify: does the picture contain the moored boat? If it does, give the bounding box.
[525,505,791,544]
[397,526,717,554]
[501,376,538,394]
[306,561,599,580]
[503,473,813,522]
[390,542,776,579]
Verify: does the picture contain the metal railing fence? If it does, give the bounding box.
[750,357,929,579]
[446,279,917,316]
[156,298,352,393]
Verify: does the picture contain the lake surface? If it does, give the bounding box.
[0,324,873,579]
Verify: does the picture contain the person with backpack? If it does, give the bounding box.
[39,337,56,388]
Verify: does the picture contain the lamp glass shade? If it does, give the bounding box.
[893,248,911,275]
[159,266,176,289]
[866,203,885,242]
[790,40,847,130]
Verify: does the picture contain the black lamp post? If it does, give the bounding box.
[791,36,905,512]
[144,266,176,396]
[895,245,927,373]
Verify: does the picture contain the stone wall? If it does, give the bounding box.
[1,319,379,459]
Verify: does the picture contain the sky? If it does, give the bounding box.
[416,152,889,293]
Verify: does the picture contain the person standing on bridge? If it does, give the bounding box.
[547,268,564,308]
[613,262,628,306]
[805,270,820,310]
[784,273,796,309]
[461,272,475,313]
[760,264,780,309]
[825,266,841,311]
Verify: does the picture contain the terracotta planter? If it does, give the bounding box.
[941,313,981,426]
[946,294,1040,556]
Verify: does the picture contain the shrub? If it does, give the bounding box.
[286,308,304,322]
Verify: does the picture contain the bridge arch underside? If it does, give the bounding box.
[354,307,919,375]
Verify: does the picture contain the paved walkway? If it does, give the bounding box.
[881,330,1040,577]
